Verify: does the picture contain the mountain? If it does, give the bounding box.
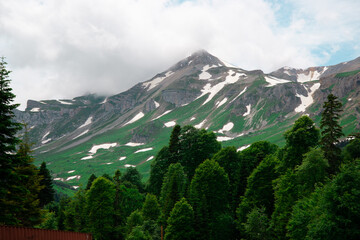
[14,50,360,189]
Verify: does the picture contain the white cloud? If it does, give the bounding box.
[0,0,359,109]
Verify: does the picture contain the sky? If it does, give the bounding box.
[1,0,360,110]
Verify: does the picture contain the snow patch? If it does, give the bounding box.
[106,162,113,165]
[54,178,64,181]
[100,97,108,104]
[89,143,117,154]
[152,110,172,120]
[67,170,75,173]
[217,136,234,142]
[164,121,176,128]
[154,100,160,108]
[135,148,153,153]
[348,98,352,101]
[230,87,247,103]
[123,112,144,126]
[66,175,81,181]
[297,68,326,83]
[73,130,89,140]
[237,145,251,151]
[30,108,40,112]
[73,186,79,189]
[243,104,251,116]
[216,98,228,108]
[78,117,92,129]
[218,122,234,133]
[58,100,73,105]
[190,117,196,121]
[265,76,290,87]
[42,131,50,140]
[42,138,51,144]
[119,156,127,161]
[124,164,136,168]
[81,155,93,160]
[294,83,321,112]
[143,71,173,90]
[146,156,154,161]
[199,70,242,105]
[195,119,206,129]
[125,142,145,147]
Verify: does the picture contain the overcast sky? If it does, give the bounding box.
[1,0,360,110]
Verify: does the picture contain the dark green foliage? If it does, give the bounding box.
[272,148,328,239]
[57,197,69,230]
[344,138,360,161]
[288,161,360,239]
[296,148,328,196]
[189,159,230,240]
[38,162,55,207]
[142,194,160,221]
[0,57,22,225]
[160,163,186,221]
[141,220,161,240]
[126,210,144,235]
[8,136,43,227]
[212,147,239,211]
[64,188,87,232]
[237,141,278,201]
[237,155,278,236]
[168,125,181,163]
[126,226,151,240]
[281,115,320,170]
[271,169,298,239]
[165,198,195,240]
[178,126,221,179]
[86,177,116,240]
[147,146,172,196]
[148,126,220,196]
[86,173,97,190]
[118,184,144,218]
[244,207,271,240]
[121,167,144,192]
[320,94,344,174]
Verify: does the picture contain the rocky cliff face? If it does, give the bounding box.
[13,50,360,187]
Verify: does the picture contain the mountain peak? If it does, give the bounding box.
[170,49,225,71]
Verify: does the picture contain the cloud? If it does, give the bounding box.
[1,0,360,109]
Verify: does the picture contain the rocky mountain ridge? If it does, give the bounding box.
[13,50,360,188]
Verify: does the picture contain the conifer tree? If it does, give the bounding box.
[168,125,181,163]
[0,57,22,225]
[160,163,186,221]
[189,159,230,240]
[320,94,344,174]
[86,173,97,190]
[165,198,195,240]
[38,161,55,207]
[86,177,116,240]
[121,167,144,192]
[13,134,43,226]
[142,194,160,221]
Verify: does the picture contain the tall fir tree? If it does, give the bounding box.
[0,57,22,225]
[320,94,344,174]
[189,159,231,240]
[160,163,186,222]
[165,198,195,240]
[12,130,43,227]
[86,173,97,190]
[86,177,116,240]
[38,161,55,207]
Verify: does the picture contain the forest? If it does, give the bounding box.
[1,58,360,240]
